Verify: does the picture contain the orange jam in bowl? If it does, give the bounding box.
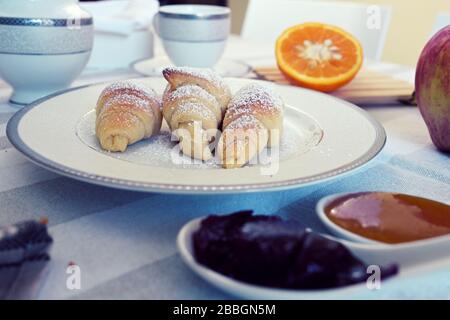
[325,192,450,244]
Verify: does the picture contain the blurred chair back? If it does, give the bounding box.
[431,12,450,36]
[241,0,391,61]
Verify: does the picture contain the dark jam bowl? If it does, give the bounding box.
[177,213,399,299]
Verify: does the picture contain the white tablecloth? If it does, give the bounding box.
[0,37,449,300]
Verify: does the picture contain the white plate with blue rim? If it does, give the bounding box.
[7,77,385,194]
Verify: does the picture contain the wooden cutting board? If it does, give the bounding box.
[252,67,416,105]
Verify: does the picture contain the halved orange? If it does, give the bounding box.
[276,22,363,92]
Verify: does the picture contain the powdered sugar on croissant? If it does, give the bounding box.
[218,83,284,168]
[162,67,231,161]
[95,81,162,152]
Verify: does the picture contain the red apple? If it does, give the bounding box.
[415,25,450,152]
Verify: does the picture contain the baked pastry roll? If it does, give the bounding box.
[162,67,231,160]
[95,81,162,152]
[217,83,284,168]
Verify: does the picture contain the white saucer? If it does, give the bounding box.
[131,56,252,78]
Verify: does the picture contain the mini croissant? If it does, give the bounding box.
[217,83,284,168]
[162,67,231,160]
[95,81,162,152]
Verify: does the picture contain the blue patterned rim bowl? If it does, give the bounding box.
[0,16,94,105]
[154,5,230,43]
[0,16,93,56]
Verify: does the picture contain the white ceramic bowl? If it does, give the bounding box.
[176,216,381,299]
[177,214,450,299]
[161,39,227,68]
[0,51,92,106]
[0,10,93,105]
[153,5,230,67]
[315,193,450,267]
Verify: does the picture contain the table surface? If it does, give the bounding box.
[0,36,449,300]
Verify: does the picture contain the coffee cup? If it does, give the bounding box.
[153,5,230,68]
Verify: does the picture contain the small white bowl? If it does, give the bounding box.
[0,8,93,105]
[0,51,91,106]
[177,212,450,299]
[161,39,227,68]
[153,5,230,68]
[315,193,450,268]
[176,217,372,299]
